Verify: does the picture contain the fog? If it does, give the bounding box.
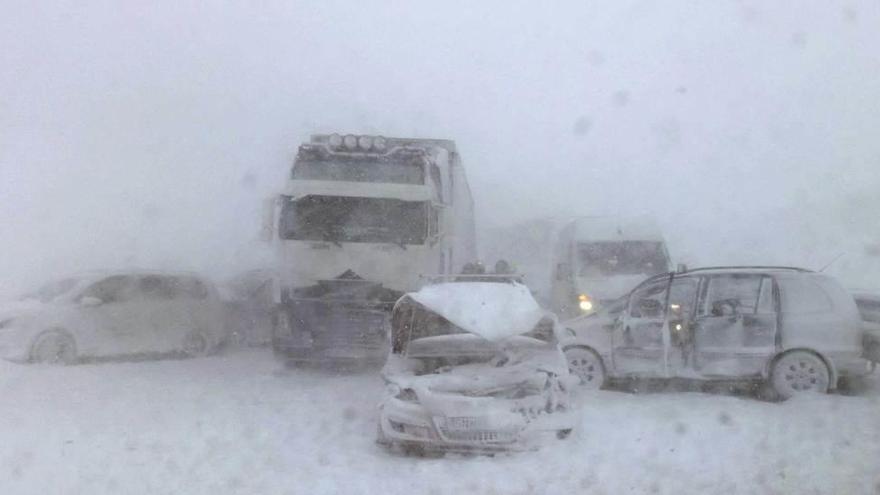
[2,1,879,297]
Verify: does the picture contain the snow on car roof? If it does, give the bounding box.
[408,282,546,342]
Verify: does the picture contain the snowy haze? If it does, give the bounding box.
[2,1,880,296]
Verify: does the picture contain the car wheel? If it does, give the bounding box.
[31,331,77,365]
[770,351,830,399]
[564,346,606,389]
[182,330,210,357]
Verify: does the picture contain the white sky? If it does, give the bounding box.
[2,1,879,296]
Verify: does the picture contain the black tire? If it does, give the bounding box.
[31,331,77,365]
[182,330,210,357]
[564,346,606,389]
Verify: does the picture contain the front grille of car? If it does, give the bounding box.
[439,429,517,443]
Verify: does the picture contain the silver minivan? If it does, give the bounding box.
[562,266,876,398]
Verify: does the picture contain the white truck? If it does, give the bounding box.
[262,134,476,363]
[484,216,672,319]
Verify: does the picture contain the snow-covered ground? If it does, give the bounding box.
[1,349,878,495]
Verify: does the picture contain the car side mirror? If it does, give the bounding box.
[80,296,104,307]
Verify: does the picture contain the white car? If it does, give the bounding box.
[377,281,575,455]
[563,266,877,399]
[0,271,227,364]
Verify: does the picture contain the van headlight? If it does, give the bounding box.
[577,294,593,312]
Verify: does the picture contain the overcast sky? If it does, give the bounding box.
[2,1,879,296]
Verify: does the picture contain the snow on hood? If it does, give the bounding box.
[408,282,545,341]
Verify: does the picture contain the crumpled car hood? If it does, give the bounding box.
[407,282,545,341]
[385,342,570,422]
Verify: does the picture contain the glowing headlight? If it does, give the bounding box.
[577,294,593,312]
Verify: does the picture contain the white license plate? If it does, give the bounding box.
[446,416,479,430]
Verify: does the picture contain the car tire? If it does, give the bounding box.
[564,346,606,389]
[182,330,211,357]
[31,330,77,365]
[770,350,830,400]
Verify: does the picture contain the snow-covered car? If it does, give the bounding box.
[562,266,877,399]
[377,281,575,455]
[0,271,227,364]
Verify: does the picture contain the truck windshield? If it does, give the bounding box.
[577,241,669,277]
[292,158,425,185]
[279,195,428,245]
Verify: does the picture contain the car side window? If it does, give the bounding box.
[668,277,699,321]
[81,275,135,304]
[700,275,762,316]
[136,276,177,301]
[778,276,833,314]
[628,279,668,318]
[177,277,209,299]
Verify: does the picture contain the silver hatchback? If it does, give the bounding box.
[562,266,876,398]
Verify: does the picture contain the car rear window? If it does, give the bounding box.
[778,276,833,314]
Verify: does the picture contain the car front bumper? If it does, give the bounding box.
[377,397,575,454]
[0,328,33,362]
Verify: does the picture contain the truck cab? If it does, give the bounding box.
[264,134,476,364]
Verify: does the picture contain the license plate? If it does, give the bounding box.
[446,416,479,430]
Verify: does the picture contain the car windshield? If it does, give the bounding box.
[21,277,84,303]
[577,241,669,277]
[279,195,428,245]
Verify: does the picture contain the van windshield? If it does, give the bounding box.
[577,241,669,277]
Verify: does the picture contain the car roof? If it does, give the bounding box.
[638,266,815,285]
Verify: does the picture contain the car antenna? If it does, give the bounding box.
[819,252,845,272]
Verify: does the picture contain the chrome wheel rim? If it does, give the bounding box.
[773,353,829,397]
[565,348,604,389]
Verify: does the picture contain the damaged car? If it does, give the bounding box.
[377,281,575,455]
[563,266,878,399]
